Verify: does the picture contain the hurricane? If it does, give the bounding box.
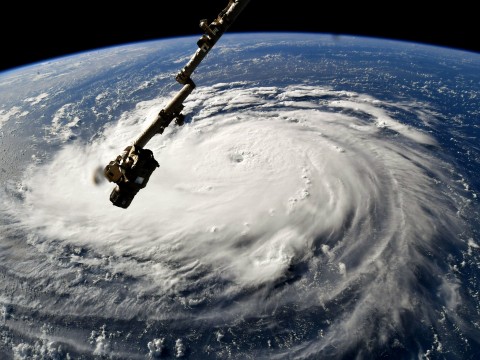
[1,80,479,359]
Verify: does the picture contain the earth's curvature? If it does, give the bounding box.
[0,33,479,359]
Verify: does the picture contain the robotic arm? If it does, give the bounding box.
[104,0,250,208]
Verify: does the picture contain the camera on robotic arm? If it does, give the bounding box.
[104,146,159,208]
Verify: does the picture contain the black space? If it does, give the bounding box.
[1,1,478,72]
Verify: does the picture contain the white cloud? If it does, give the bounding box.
[175,338,186,358]
[24,92,49,105]
[0,106,22,128]
[147,338,165,358]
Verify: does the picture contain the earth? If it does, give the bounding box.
[0,33,479,359]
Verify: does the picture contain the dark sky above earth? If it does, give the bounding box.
[1,1,477,72]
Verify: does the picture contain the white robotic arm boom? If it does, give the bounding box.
[104,0,251,208]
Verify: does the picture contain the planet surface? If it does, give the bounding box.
[0,33,479,359]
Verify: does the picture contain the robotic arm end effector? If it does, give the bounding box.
[104,146,159,208]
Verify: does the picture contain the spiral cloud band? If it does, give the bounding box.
[1,83,478,358]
